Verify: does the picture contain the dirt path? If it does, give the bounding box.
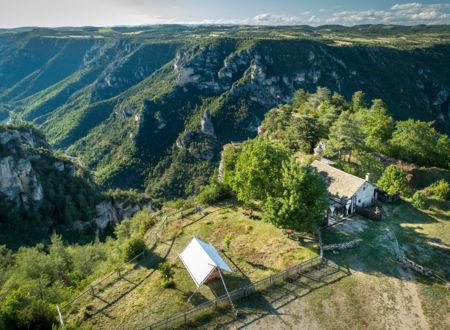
[401,272,429,330]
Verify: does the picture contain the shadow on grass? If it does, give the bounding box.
[85,237,178,320]
[321,199,450,282]
[183,261,350,329]
[205,273,252,298]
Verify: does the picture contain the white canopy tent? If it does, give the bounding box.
[179,237,233,287]
[176,237,238,315]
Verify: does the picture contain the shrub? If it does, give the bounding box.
[224,233,233,250]
[158,262,174,279]
[158,262,175,288]
[17,298,57,330]
[139,217,155,238]
[197,169,230,205]
[377,165,410,196]
[412,191,426,209]
[429,179,450,200]
[161,278,174,288]
[123,237,146,262]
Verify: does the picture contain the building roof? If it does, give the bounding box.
[311,160,374,203]
[179,237,233,287]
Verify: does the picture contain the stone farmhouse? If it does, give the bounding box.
[310,160,378,218]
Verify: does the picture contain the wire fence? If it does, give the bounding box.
[143,255,325,330]
[56,206,194,326]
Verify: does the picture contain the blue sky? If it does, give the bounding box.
[0,1,449,28]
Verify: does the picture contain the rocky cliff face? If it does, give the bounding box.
[0,127,49,209]
[171,40,450,131]
[1,28,449,198]
[0,124,150,248]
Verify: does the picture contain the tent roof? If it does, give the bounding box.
[179,237,233,287]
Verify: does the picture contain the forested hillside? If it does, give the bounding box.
[1,25,449,198]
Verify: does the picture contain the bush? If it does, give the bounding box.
[17,299,57,330]
[377,165,410,196]
[429,179,450,200]
[412,191,426,209]
[139,217,155,238]
[161,278,174,288]
[158,262,174,288]
[123,237,146,262]
[197,169,230,205]
[224,233,233,250]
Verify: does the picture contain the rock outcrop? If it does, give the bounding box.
[200,110,216,138]
[0,156,43,209]
[92,198,149,233]
[0,126,77,210]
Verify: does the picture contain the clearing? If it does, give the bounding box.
[64,199,318,329]
[193,200,449,329]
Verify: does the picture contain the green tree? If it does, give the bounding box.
[123,237,146,262]
[227,139,289,203]
[352,91,367,111]
[324,111,365,160]
[17,298,57,330]
[291,88,309,109]
[429,179,450,200]
[390,119,445,167]
[158,262,175,288]
[358,100,394,152]
[281,116,325,152]
[318,102,339,131]
[377,165,409,196]
[331,91,348,112]
[197,169,230,204]
[262,159,328,232]
[353,150,385,183]
[412,191,426,209]
[261,106,292,139]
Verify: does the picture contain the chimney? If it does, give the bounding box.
[365,173,370,182]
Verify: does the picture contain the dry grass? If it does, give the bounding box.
[196,200,450,329]
[64,199,318,329]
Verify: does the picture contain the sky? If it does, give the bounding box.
[0,1,449,28]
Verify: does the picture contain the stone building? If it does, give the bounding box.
[310,160,378,217]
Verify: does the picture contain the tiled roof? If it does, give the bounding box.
[311,160,373,202]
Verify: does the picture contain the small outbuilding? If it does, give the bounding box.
[311,160,378,217]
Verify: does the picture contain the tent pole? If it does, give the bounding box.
[187,285,201,302]
[217,267,239,316]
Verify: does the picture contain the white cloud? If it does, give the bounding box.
[326,3,450,25]
[253,13,302,24]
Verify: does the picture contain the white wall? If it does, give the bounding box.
[354,182,376,208]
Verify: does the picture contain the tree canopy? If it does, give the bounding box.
[377,165,409,196]
[262,159,328,232]
[220,139,328,232]
[225,139,289,203]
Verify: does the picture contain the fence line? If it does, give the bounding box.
[57,206,194,324]
[143,255,325,329]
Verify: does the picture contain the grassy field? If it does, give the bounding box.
[64,199,318,329]
[190,200,450,329]
[63,196,449,329]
